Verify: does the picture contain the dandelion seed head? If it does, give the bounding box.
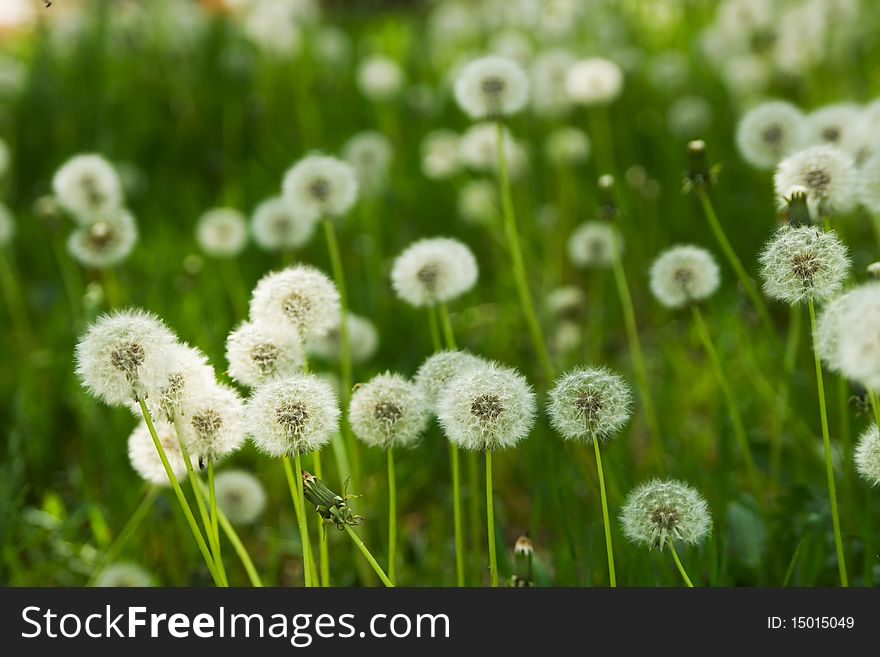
[178,383,246,463]
[391,237,478,307]
[620,479,712,550]
[249,265,340,339]
[226,320,305,388]
[357,55,404,102]
[568,221,622,269]
[342,131,393,196]
[814,291,852,373]
[454,55,529,119]
[421,130,461,180]
[214,469,267,525]
[415,350,487,411]
[95,562,155,587]
[650,245,721,308]
[242,0,302,57]
[566,57,623,106]
[806,103,862,148]
[858,153,880,214]
[759,226,850,304]
[307,312,379,365]
[774,145,858,217]
[855,424,880,487]
[251,196,317,251]
[436,361,536,451]
[132,342,214,423]
[350,372,430,449]
[545,127,591,166]
[127,419,187,486]
[834,283,880,390]
[247,373,340,456]
[736,100,806,169]
[195,207,248,258]
[547,367,633,443]
[67,209,138,268]
[52,154,123,223]
[545,286,586,321]
[282,154,358,218]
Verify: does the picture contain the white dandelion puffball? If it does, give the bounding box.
[95,563,155,587]
[759,226,850,305]
[736,100,806,169]
[568,221,621,269]
[859,153,880,214]
[855,425,880,487]
[214,469,267,525]
[196,207,248,258]
[391,237,478,307]
[249,265,340,339]
[814,291,851,373]
[307,312,379,365]
[177,383,246,463]
[67,209,138,268]
[530,48,576,118]
[835,283,880,390]
[127,419,186,486]
[242,0,302,57]
[566,57,623,106]
[545,127,591,166]
[0,203,15,247]
[415,350,486,410]
[138,342,214,423]
[436,361,536,451]
[458,122,525,176]
[774,145,858,217]
[649,245,721,308]
[282,154,358,219]
[806,103,862,148]
[226,320,305,388]
[251,196,317,251]
[547,367,633,443]
[357,55,404,102]
[620,479,712,550]
[52,154,123,223]
[546,286,585,320]
[349,372,430,449]
[247,373,340,456]
[421,130,461,180]
[342,131,393,196]
[75,309,177,406]
[453,55,529,119]
[458,179,498,225]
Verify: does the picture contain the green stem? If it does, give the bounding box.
[428,305,442,352]
[467,450,481,581]
[588,105,617,176]
[495,121,555,383]
[387,448,398,585]
[808,299,848,587]
[342,524,394,587]
[0,251,33,344]
[102,267,124,310]
[485,450,498,587]
[313,451,330,587]
[592,436,617,587]
[669,542,694,587]
[771,305,802,487]
[438,303,457,350]
[283,454,312,587]
[208,460,222,579]
[88,485,158,586]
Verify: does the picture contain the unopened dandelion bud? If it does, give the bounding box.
[685,139,713,190]
[597,175,618,220]
[510,534,535,587]
[302,471,364,529]
[784,186,812,227]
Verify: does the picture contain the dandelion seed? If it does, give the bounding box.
[342,131,393,197]
[357,55,404,102]
[282,154,358,219]
[774,145,858,217]
[178,382,246,463]
[196,207,248,258]
[307,312,378,365]
[567,221,622,269]
[620,479,712,550]
[855,424,880,487]
[226,320,305,388]
[566,57,623,106]
[127,419,187,485]
[390,237,478,307]
[421,130,461,180]
[649,245,721,309]
[415,350,486,411]
[52,154,123,223]
[249,265,340,339]
[453,55,529,120]
[251,196,317,252]
[547,367,633,443]
[67,209,138,268]
[545,127,591,166]
[214,469,267,525]
[94,562,155,587]
[349,372,430,449]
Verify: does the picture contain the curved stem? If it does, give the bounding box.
[808,300,848,587]
[592,437,617,587]
[387,447,397,585]
[485,450,498,587]
[88,485,158,586]
[342,524,394,587]
[669,542,694,587]
[313,451,330,587]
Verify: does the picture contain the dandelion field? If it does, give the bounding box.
[2,0,880,589]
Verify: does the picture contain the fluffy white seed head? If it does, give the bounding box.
[568,221,622,269]
[453,55,529,119]
[349,372,430,449]
[806,103,862,148]
[342,131,393,196]
[135,342,214,423]
[127,419,187,486]
[859,153,880,213]
[436,361,536,451]
[177,383,246,463]
[213,469,267,525]
[458,122,526,177]
[545,127,591,166]
[95,562,155,587]
[546,286,585,321]
[530,48,576,118]
[620,479,712,550]
[391,237,478,307]
[307,312,378,364]
[247,373,340,456]
[52,154,123,223]
[547,367,633,443]
[67,209,138,268]
[458,179,498,225]
[196,208,248,258]
[758,226,850,305]
[834,283,880,389]
[421,130,461,180]
[774,145,858,217]
[249,265,340,339]
[814,291,850,373]
[242,0,302,57]
[0,202,15,247]
[282,154,358,218]
[415,350,487,411]
[251,196,317,251]
[566,58,623,106]
[357,55,404,102]
[649,245,721,308]
[75,309,177,406]
[855,424,880,487]
[226,320,305,388]
[736,100,806,169]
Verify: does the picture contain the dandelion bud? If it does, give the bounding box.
[649,245,721,309]
[547,367,633,442]
[390,237,478,308]
[214,469,267,525]
[620,479,712,550]
[453,55,529,120]
[127,419,187,486]
[282,154,358,219]
[421,130,461,180]
[510,535,534,587]
[566,57,623,106]
[784,186,812,226]
[0,203,14,247]
[597,174,619,220]
[249,265,341,339]
[302,471,363,529]
[855,424,880,487]
[568,221,622,269]
[52,154,123,223]
[774,145,857,217]
[247,373,340,457]
[178,383,246,463]
[685,139,712,189]
[414,350,486,411]
[436,361,536,451]
[545,127,591,166]
[75,309,177,406]
[343,131,393,197]
[67,209,138,268]
[307,312,379,365]
[251,196,317,252]
[834,283,880,390]
[95,563,155,587]
[357,55,404,102]
[196,208,248,258]
[736,101,806,169]
[758,226,850,305]
[350,372,429,450]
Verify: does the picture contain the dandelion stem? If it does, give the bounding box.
[137,399,224,586]
[207,460,222,578]
[341,523,394,587]
[283,454,313,587]
[387,448,397,585]
[669,542,694,587]
[771,305,802,487]
[313,451,330,587]
[438,303,457,349]
[588,105,617,176]
[0,251,33,345]
[88,485,158,586]
[807,299,848,587]
[494,121,555,383]
[485,449,498,587]
[427,305,442,352]
[697,188,774,333]
[102,267,124,309]
[592,436,617,587]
